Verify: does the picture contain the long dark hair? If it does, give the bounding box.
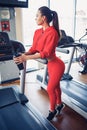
[38,6,60,37]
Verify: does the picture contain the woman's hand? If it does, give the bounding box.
[13,54,27,64]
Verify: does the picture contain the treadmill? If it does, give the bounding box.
[0,32,57,130]
[36,31,87,119]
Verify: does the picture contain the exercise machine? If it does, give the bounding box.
[36,47,70,88]
[36,45,87,119]
[78,29,87,74]
[0,32,57,130]
[0,32,19,84]
[36,31,87,119]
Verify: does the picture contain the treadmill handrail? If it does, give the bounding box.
[56,47,69,54]
[59,42,87,49]
[35,47,69,64]
[35,58,48,64]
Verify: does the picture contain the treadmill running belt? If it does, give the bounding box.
[0,87,56,130]
[60,80,87,112]
[0,103,47,130]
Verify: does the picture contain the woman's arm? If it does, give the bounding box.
[13,52,41,64]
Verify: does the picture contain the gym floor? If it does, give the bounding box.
[1,62,87,130]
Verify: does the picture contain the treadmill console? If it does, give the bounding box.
[0,32,12,55]
[0,36,7,46]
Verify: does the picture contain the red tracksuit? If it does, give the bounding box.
[28,26,65,111]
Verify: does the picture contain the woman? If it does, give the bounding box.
[14,6,65,121]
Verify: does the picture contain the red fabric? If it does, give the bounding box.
[47,57,65,110]
[29,26,59,59]
[29,26,65,111]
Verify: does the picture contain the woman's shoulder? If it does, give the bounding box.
[48,26,58,35]
[35,28,42,33]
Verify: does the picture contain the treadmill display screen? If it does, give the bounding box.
[0,0,28,8]
[0,36,6,45]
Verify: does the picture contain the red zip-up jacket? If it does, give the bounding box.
[29,26,59,59]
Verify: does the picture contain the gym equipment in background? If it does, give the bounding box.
[0,32,25,84]
[78,29,87,74]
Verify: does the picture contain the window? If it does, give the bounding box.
[21,0,87,70]
[22,0,48,69]
[22,0,48,47]
[75,0,87,42]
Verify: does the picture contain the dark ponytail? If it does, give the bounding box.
[38,6,60,37]
[51,11,60,37]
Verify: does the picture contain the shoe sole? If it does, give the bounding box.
[56,104,65,116]
[47,110,57,121]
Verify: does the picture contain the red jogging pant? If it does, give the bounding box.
[47,56,65,111]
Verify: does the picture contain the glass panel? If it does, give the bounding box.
[75,0,87,42]
[22,0,48,69]
[50,0,75,64]
[50,0,74,37]
[22,0,48,47]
